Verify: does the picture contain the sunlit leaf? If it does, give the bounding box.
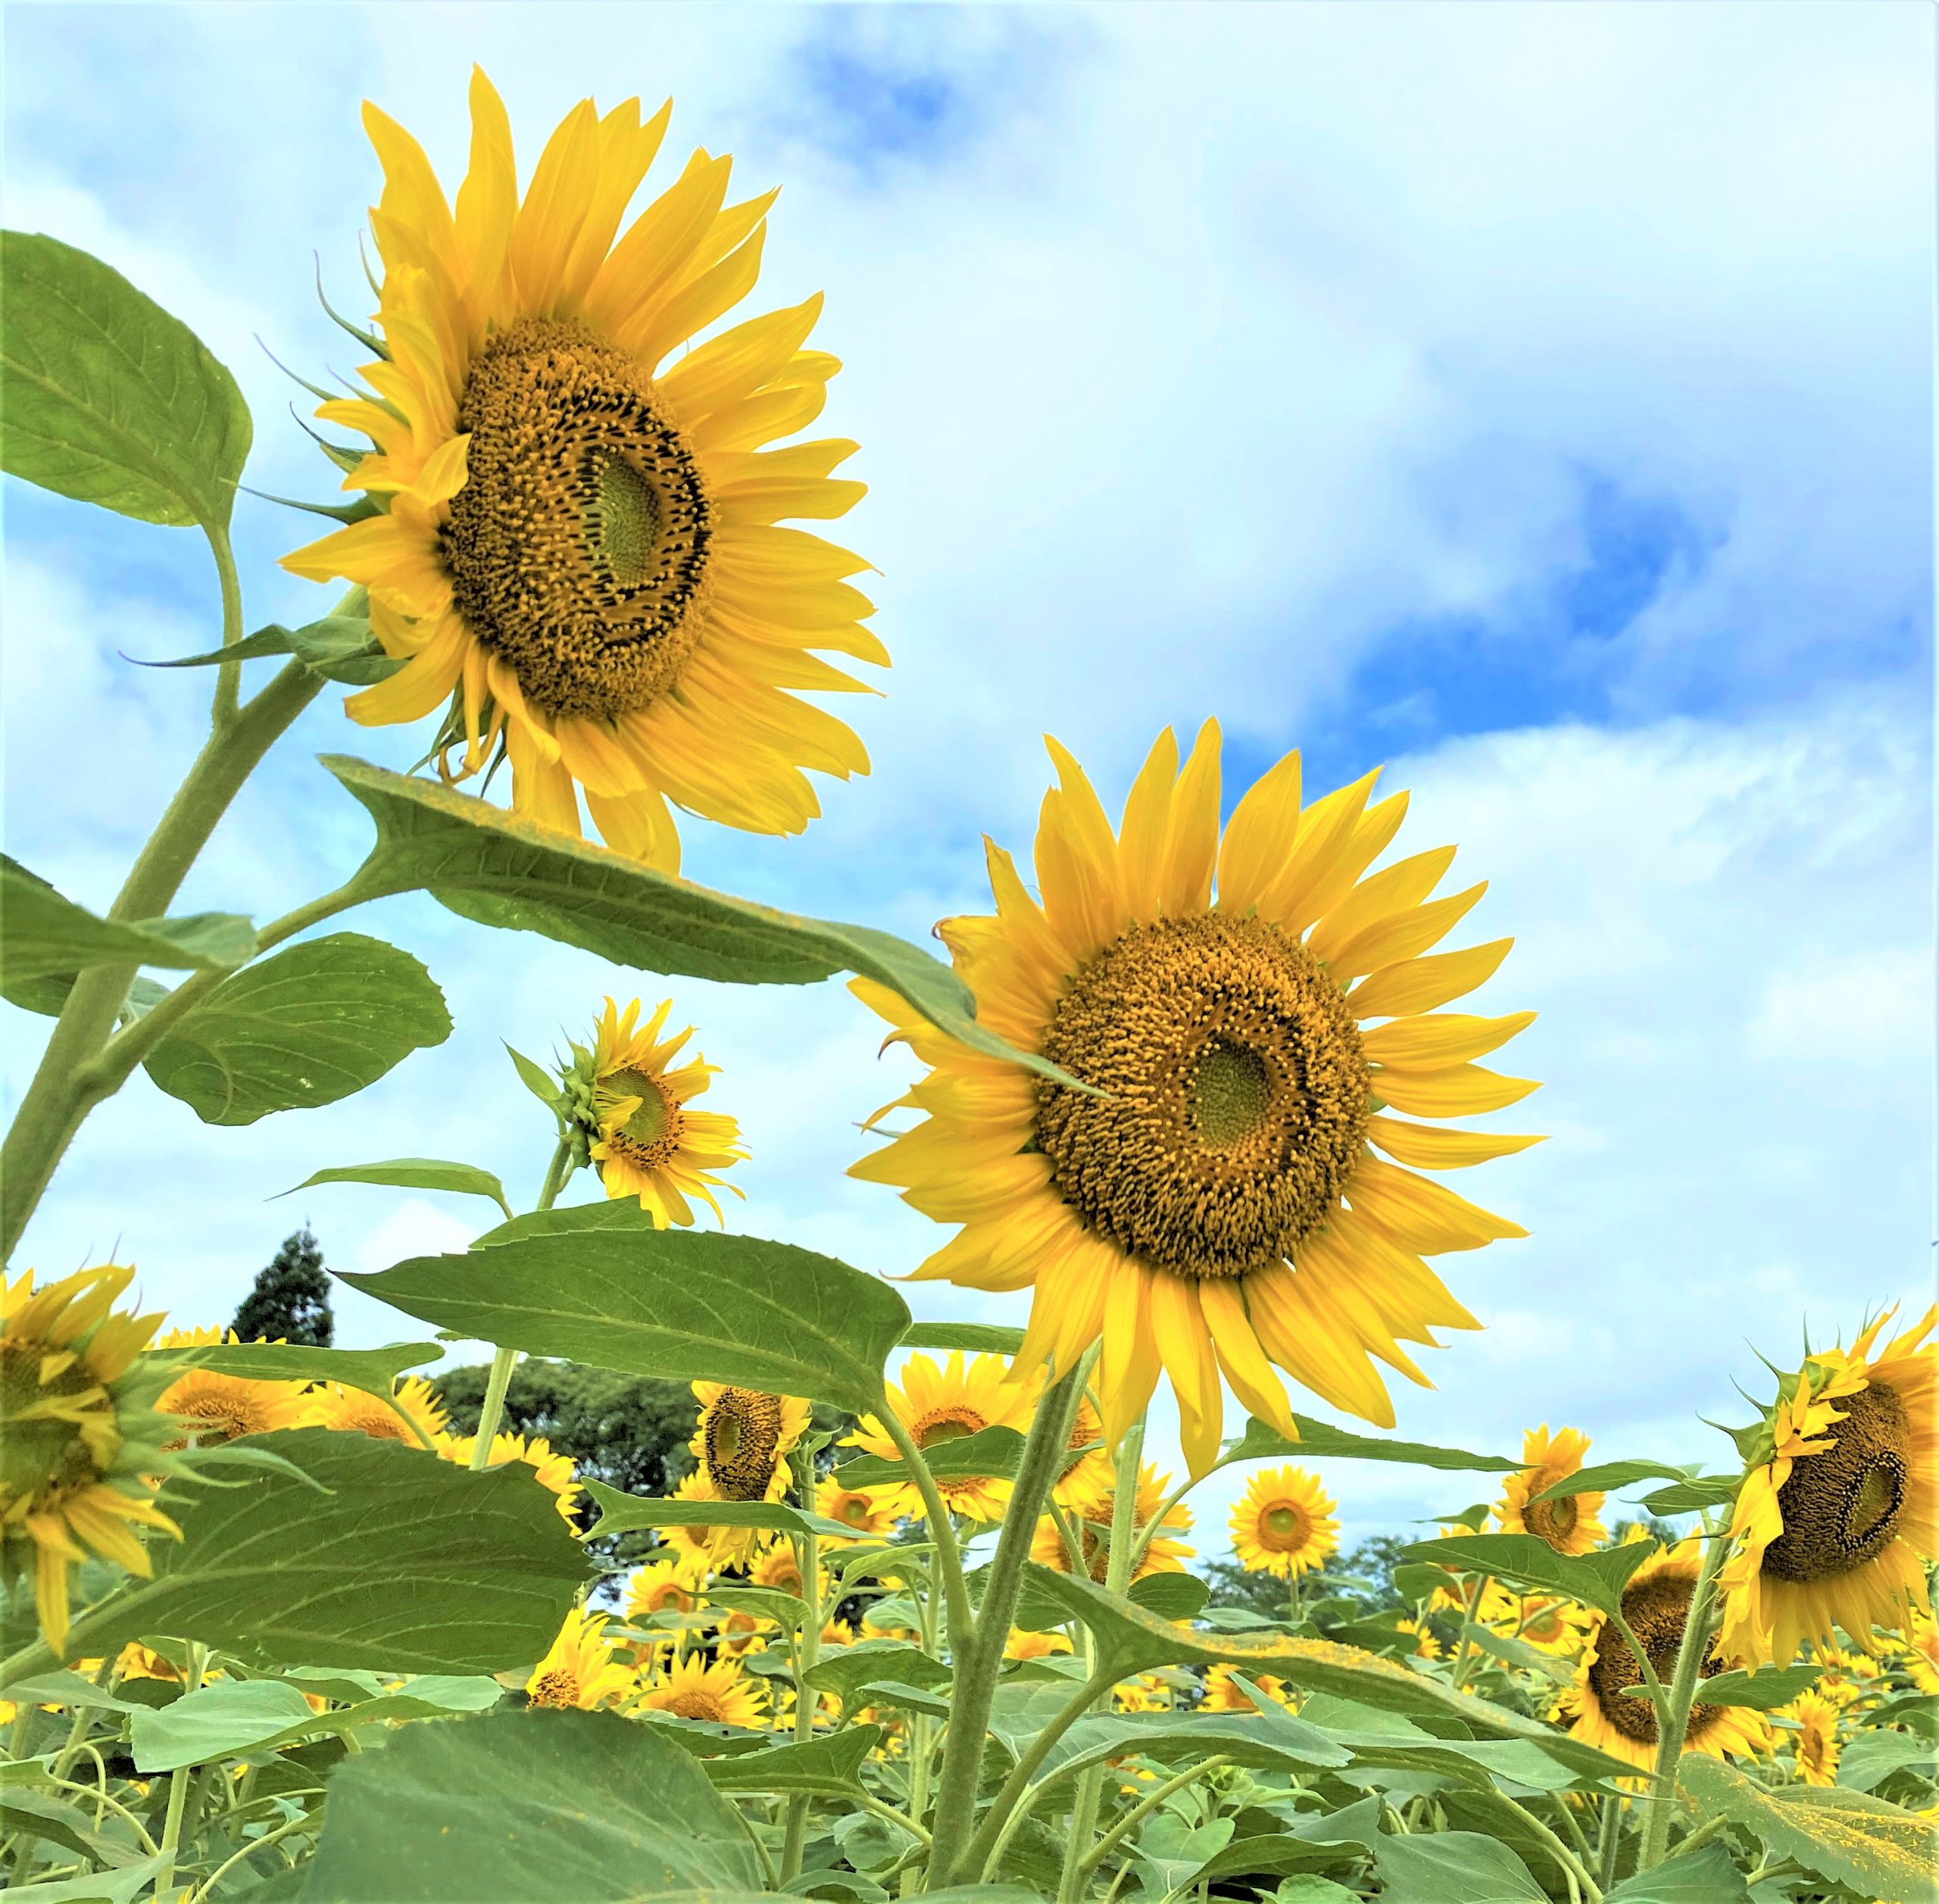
[1227,1416,1521,1474]
[144,1337,442,1403]
[703,1726,885,1793]
[831,1425,1024,1489]
[1694,1663,1822,1709]
[1395,1532,1655,1619]
[583,1479,854,1543]
[899,1322,1026,1354]
[279,1156,511,1214]
[2,855,254,987]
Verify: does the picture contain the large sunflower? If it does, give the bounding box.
[1496,1425,1606,1556]
[843,1351,1034,1521]
[1229,1464,1339,1579]
[584,998,747,1224]
[1567,1539,1769,1774]
[689,1381,810,1503]
[282,71,882,868]
[1,1266,178,1652]
[1718,1309,1937,1668]
[851,726,1538,1472]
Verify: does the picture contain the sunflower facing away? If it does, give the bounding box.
[526,1606,638,1709]
[843,1351,1034,1521]
[1718,1308,1937,1669]
[281,70,883,868]
[642,1650,769,1727]
[152,1327,310,1447]
[1229,1464,1339,1578]
[1566,1539,1769,1774]
[1,1266,180,1652]
[1496,1425,1606,1556]
[689,1381,810,1503]
[584,998,747,1224]
[851,725,1538,1474]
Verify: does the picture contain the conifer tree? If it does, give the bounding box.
[231,1226,333,1345]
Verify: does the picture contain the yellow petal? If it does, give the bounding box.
[1373,1062,1540,1117]
[1361,1010,1536,1068]
[1216,748,1302,914]
[1346,1157,1527,1250]
[1200,1279,1296,1439]
[1349,938,1513,1019]
[1366,1116,1545,1170]
[1149,1275,1223,1478]
[1328,882,1487,984]
[1307,846,1456,966]
[1116,729,1179,920]
[1254,769,1379,932]
[1155,719,1222,916]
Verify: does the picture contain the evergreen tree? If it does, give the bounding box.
[231,1227,333,1346]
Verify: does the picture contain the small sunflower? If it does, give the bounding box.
[1201,1662,1288,1709]
[843,1351,1033,1522]
[439,1428,581,1523]
[1719,1308,1937,1668]
[689,1381,810,1503]
[151,1328,311,1447]
[526,1606,637,1709]
[1496,1425,1606,1556]
[1394,1616,1442,1661]
[282,70,883,868]
[851,726,1538,1475]
[714,1606,776,1658]
[626,1558,704,1622]
[1781,1690,1842,1786]
[750,1540,815,1598]
[1484,1585,1591,1656]
[305,1375,447,1447]
[1899,1614,1939,1695]
[1032,1460,1194,1584]
[1,1266,179,1653]
[1048,1394,1113,1512]
[115,1643,184,1684]
[1567,1540,1770,1774]
[1229,1465,1339,1578]
[582,998,748,1224]
[641,1650,769,1727]
[814,1475,897,1543]
[1113,1672,1174,1713]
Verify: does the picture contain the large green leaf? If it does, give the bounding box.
[1395,1532,1656,1619]
[1641,1477,1740,1515]
[1,856,254,987]
[1226,1416,1521,1474]
[799,1640,952,1713]
[0,231,251,529]
[345,1215,910,1413]
[1678,1754,1937,1904]
[323,754,1073,1082]
[900,1322,1027,1354]
[143,932,450,1125]
[147,610,401,686]
[298,1708,763,1901]
[831,1425,1025,1489]
[144,1338,443,1402]
[704,1725,885,1793]
[1694,1663,1822,1709]
[1038,1708,1350,1778]
[584,1481,855,1543]
[1371,1831,1547,1903]
[1526,1459,1694,1506]
[45,1430,585,1676]
[280,1157,511,1215]
[1603,1843,1752,1902]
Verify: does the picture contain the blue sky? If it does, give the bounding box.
[5,2,1932,1557]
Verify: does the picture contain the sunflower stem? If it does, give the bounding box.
[876,1407,975,1670]
[207,522,245,731]
[150,1642,206,1901]
[922,1360,1088,1890]
[1076,1756,1231,1881]
[779,1517,823,1882]
[1450,1572,1493,1689]
[1635,1525,1730,1871]
[1595,1793,1623,1892]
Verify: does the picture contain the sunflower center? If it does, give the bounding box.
[442,317,713,723]
[915,1408,985,1447]
[1526,1494,1579,1547]
[702,1389,786,1502]
[838,1494,873,1526]
[604,1066,685,1170]
[0,1341,108,1509]
[1763,1383,1910,1583]
[528,1669,582,1708]
[1032,914,1370,1280]
[665,1688,729,1722]
[1586,1571,1725,1746]
[1261,1503,1310,1550]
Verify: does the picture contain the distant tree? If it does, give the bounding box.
[231,1227,333,1345]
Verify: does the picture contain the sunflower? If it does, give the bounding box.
[1806,1640,1884,1709]
[439,1428,580,1522]
[1113,1673,1175,1713]
[714,1606,777,1658]
[1395,1616,1442,1662]
[1567,1540,1770,1774]
[641,1650,769,1727]
[526,1606,637,1709]
[689,1381,810,1503]
[1,1266,180,1653]
[656,1468,741,1570]
[1898,1614,1939,1695]
[1201,1662,1288,1709]
[1781,1690,1842,1786]
[1006,1626,1074,1661]
[751,1540,817,1599]
[1485,1586,1591,1656]
[1497,1425,1606,1556]
[850,726,1538,1475]
[1052,1394,1115,1511]
[1719,1309,1938,1669]
[815,1475,897,1543]
[843,1351,1034,1522]
[1229,1465,1339,1578]
[304,1375,447,1447]
[626,1558,704,1623]
[152,1331,311,1447]
[280,70,882,866]
[1033,1460,1194,1584]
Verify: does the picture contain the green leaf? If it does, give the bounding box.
[139,612,402,686]
[1371,1830,1547,1903]
[48,1429,585,1676]
[506,1041,563,1110]
[3,1865,164,1904]
[704,1725,885,1793]
[1694,1663,1822,1709]
[1678,1753,1937,1904]
[1040,1708,1351,1779]
[832,1425,1025,1489]
[1395,1532,1656,1619]
[0,1668,148,1712]
[1127,1572,1210,1622]
[144,932,451,1125]
[279,1156,511,1215]
[899,1322,1026,1354]
[0,1787,147,1868]
[1641,1477,1741,1515]
[1837,1728,1938,1792]
[1527,1459,1694,1506]
[130,1677,315,1771]
[1227,1416,1522,1474]
[1,230,251,529]
[800,1641,951,1712]
[1603,1842,1752,1902]
[345,1215,910,1414]
[298,1708,763,1901]
[582,1479,854,1542]
[323,754,1075,1084]
[1,855,254,986]
[1455,1620,1575,1687]
[145,1337,442,1406]
[137,625,296,670]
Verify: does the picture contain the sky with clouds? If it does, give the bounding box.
[5,2,1932,1559]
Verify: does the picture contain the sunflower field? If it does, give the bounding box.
[2,70,1935,1904]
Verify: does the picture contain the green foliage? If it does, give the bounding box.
[231,1225,333,1345]
[1603,1842,1754,1901]
[1371,1829,1547,1902]
[148,607,402,685]
[142,932,451,1124]
[0,230,251,530]
[1225,1415,1522,1472]
[1397,1531,1656,1619]
[152,1337,439,1400]
[282,1156,511,1216]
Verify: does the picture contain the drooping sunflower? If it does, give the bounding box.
[751,1540,817,1599]
[843,1351,1034,1522]
[814,1475,897,1543]
[689,1381,810,1503]
[1201,1662,1288,1710]
[1033,1460,1194,1584]
[439,1428,581,1523]
[581,998,748,1224]
[851,726,1538,1474]
[304,1375,448,1447]
[1229,1465,1339,1579]
[282,70,883,868]
[526,1606,638,1709]
[1718,1309,1937,1669]
[641,1650,769,1727]
[1567,1540,1770,1774]
[1496,1425,1606,1556]
[152,1328,311,1447]
[1,1266,179,1653]
[1394,1616,1442,1661]
[1781,1690,1842,1786]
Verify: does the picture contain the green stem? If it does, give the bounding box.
[186,1806,312,1904]
[1449,1573,1493,1690]
[780,1522,823,1883]
[1636,1528,1730,1871]
[1595,1793,1622,1893]
[150,1643,206,1901]
[208,523,245,731]
[923,1361,1088,1889]
[1497,1794,1602,1903]
[876,1408,975,1666]
[470,1136,574,1467]
[1077,1756,1230,1880]
[1,655,326,1262]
